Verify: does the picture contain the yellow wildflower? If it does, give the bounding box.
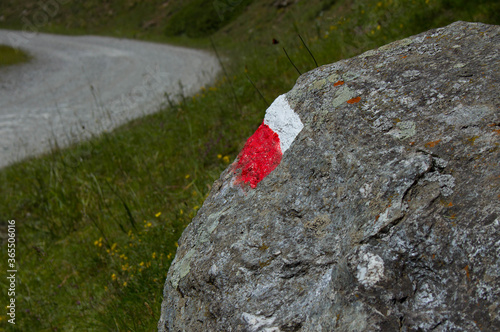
[111,273,116,281]
[155,212,161,217]
[94,237,103,247]
[123,282,127,287]
[222,155,230,163]
[185,174,190,179]
[152,252,156,259]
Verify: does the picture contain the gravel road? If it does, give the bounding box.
[0,30,220,168]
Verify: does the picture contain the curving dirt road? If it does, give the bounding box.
[0,30,220,168]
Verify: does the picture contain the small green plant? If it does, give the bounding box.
[0,44,30,67]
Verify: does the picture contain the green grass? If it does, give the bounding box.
[0,0,499,330]
[164,0,254,37]
[0,45,30,67]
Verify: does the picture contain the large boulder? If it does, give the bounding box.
[159,21,499,331]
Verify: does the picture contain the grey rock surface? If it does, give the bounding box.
[159,21,499,331]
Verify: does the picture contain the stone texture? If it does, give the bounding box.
[159,21,500,331]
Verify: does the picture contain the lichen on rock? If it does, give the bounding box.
[159,22,500,331]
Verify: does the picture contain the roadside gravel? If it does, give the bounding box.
[0,30,220,168]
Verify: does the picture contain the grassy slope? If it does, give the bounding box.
[0,0,499,330]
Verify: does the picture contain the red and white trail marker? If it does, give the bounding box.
[233,94,304,188]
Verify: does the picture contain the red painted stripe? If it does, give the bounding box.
[233,122,282,188]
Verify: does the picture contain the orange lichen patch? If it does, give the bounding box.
[333,80,344,86]
[493,128,500,135]
[448,202,453,207]
[409,141,415,146]
[425,139,441,148]
[464,265,471,281]
[401,55,407,59]
[259,258,273,268]
[467,136,480,144]
[347,96,361,104]
[258,244,269,251]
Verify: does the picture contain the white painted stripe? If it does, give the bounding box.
[263,94,304,153]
